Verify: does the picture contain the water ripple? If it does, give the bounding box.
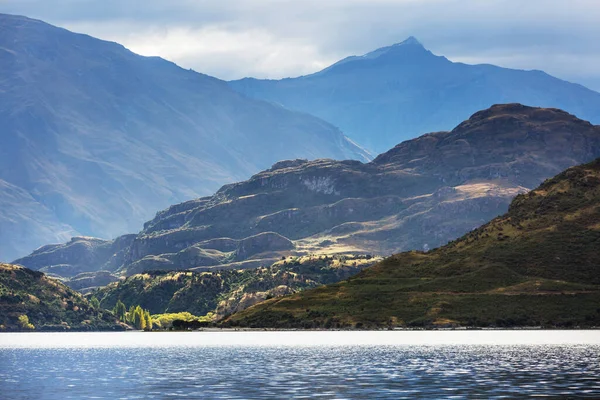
[0,334,599,399]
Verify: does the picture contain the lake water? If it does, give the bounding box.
[1,331,599,399]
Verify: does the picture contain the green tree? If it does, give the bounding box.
[90,296,100,309]
[113,300,126,322]
[138,307,146,330]
[144,310,153,331]
[132,305,145,330]
[132,307,140,328]
[18,315,35,330]
[127,305,135,323]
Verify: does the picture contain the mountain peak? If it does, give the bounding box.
[396,36,423,47]
[361,36,428,60]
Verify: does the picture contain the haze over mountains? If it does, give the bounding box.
[0,14,368,261]
[4,14,600,273]
[230,37,600,152]
[15,105,600,282]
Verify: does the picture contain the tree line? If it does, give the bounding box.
[112,300,153,331]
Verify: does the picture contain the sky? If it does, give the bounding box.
[2,0,600,91]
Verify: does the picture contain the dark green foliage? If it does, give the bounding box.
[89,296,100,309]
[112,300,127,322]
[171,319,211,330]
[0,264,122,331]
[94,256,374,318]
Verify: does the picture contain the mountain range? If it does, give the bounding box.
[0,13,368,261]
[230,37,600,153]
[227,157,600,328]
[6,156,600,330]
[14,104,600,283]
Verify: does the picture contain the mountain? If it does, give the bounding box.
[14,104,600,279]
[230,37,600,153]
[0,14,368,261]
[226,158,600,329]
[91,255,378,320]
[0,263,123,331]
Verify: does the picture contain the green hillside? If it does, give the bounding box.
[0,264,122,331]
[227,159,600,328]
[93,255,378,320]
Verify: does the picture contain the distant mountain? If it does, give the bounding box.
[230,37,600,152]
[0,263,122,331]
[15,104,600,278]
[227,158,600,329]
[0,14,368,261]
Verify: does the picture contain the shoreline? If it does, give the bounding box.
[2,326,599,333]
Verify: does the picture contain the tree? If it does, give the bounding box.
[90,296,100,309]
[113,300,126,322]
[144,310,153,331]
[132,306,140,328]
[127,305,135,323]
[18,315,35,330]
[133,305,145,330]
[138,309,146,331]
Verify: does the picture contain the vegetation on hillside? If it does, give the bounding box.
[226,159,600,329]
[92,255,378,320]
[0,264,123,331]
[152,312,215,330]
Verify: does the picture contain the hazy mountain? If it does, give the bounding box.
[15,104,600,278]
[227,157,600,329]
[0,14,368,261]
[230,37,600,152]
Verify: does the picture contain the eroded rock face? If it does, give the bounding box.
[16,104,600,277]
[63,271,119,293]
[13,235,135,277]
[236,233,295,260]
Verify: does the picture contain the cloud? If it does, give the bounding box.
[2,0,600,90]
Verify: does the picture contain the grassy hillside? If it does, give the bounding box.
[0,264,122,331]
[227,159,600,328]
[93,255,378,319]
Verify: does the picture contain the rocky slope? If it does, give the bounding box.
[0,263,123,331]
[0,13,368,261]
[92,255,378,319]
[227,158,600,328]
[14,104,600,278]
[230,37,600,153]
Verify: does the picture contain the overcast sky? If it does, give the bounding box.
[3,0,600,91]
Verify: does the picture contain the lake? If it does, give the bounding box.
[1,331,599,399]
